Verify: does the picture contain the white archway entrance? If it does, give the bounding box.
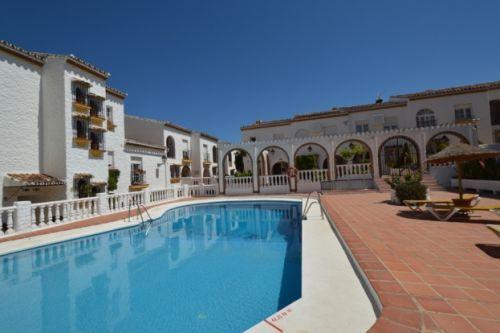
[257,146,290,194]
[222,148,253,195]
[294,143,330,192]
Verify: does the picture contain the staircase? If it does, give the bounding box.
[374,174,444,193]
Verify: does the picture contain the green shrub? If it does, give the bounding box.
[108,169,120,192]
[461,158,500,180]
[234,170,252,177]
[295,155,317,170]
[395,181,427,202]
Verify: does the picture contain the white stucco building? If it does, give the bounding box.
[0,40,218,207]
[218,81,500,194]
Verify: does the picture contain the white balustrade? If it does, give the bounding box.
[107,191,145,213]
[259,175,290,194]
[188,184,219,197]
[336,163,372,180]
[297,169,329,183]
[0,206,16,236]
[181,177,218,186]
[31,197,98,229]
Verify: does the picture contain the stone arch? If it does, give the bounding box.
[293,142,330,171]
[221,148,254,193]
[334,139,373,164]
[378,135,421,176]
[257,145,290,175]
[426,131,469,157]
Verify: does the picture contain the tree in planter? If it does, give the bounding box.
[338,143,367,164]
[108,169,120,193]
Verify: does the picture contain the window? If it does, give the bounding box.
[131,157,145,185]
[89,131,104,150]
[384,116,398,130]
[106,106,113,122]
[355,120,369,133]
[490,100,500,125]
[88,97,103,118]
[166,136,175,158]
[495,130,500,144]
[250,137,256,142]
[72,82,88,104]
[73,118,88,139]
[203,144,209,162]
[454,105,473,121]
[212,146,217,162]
[416,109,436,127]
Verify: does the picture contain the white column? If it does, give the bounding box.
[97,192,109,215]
[13,201,32,232]
[371,136,380,178]
[218,148,225,194]
[252,146,259,193]
[144,189,151,205]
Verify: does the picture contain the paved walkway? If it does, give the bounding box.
[322,191,500,333]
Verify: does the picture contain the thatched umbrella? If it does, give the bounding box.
[426,143,500,199]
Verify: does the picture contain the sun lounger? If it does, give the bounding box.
[426,205,500,222]
[403,194,480,212]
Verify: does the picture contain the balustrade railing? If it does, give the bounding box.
[225,176,253,189]
[31,197,98,228]
[0,184,219,238]
[0,206,16,236]
[259,175,289,188]
[297,169,329,182]
[336,163,372,180]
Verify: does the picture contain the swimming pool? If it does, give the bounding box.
[0,201,302,332]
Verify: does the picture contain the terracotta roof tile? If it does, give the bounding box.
[392,80,500,100]
[6,173,65,186]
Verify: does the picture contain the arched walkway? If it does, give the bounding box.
[257,146,290,193]
[378,136,420,176]
[294,142,330,192]
[222,148,254,194]
[426,131,469,157]
[334,140,373,180]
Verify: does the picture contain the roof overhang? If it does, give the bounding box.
[4,173,66,187]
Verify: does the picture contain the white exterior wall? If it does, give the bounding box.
[63,62,109,198]
[163,127,191,181]
[106,95,128,193]
[0,50,42,205]
[124,149,167,190]
[197,136,218,177]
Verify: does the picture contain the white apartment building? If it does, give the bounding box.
[0,40,218,207]
[124,115,219,187]
[218,81,500,194]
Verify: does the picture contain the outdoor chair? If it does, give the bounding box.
[403,194,480,212]
[426,204,500,222]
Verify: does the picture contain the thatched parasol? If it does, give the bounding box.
[426,143,500,199]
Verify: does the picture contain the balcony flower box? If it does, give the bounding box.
[73,137,91,148]
[89,149,105,159]
[107,120,117,131]
[129,184,149,191]
[73,101,91,114]
[90,115,106,127]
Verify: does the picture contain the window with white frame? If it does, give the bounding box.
[454,104,473,121]
[106,106,113,122]
[355,120,369,133]
[416,109,436,127]
[384,116,399,130]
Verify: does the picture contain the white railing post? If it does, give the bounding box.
[144,189,151,205]
[97,193,109,215]
[13,201,32,232]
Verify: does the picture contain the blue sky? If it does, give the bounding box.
[2,0,500,141]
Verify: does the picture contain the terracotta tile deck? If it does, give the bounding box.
[322,191,500,333]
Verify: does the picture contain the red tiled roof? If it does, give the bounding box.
[241,101,406,130]
[106,86,127,99]
[5,173,65,187]
[392,80,500,100]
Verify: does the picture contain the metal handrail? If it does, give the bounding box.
[302,191,324,220]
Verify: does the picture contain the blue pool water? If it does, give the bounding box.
[0,201,302,332]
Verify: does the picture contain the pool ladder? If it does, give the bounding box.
[302,191,324,220]
[128,201,154,235]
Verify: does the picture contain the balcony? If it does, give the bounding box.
[90,115,106,127]
[89,148,105,158]
[182,150,191,164]
[170,177,180,184]
[73,100,91,115]
[107,120,117,131]
[89,140,105,159]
